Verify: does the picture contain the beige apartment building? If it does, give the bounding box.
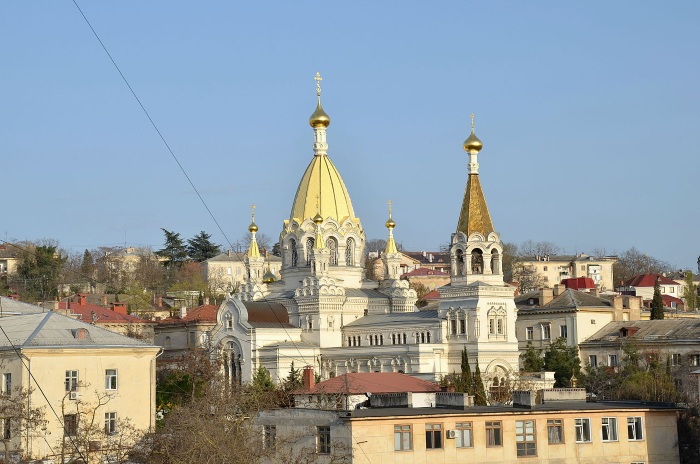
[519,254,617,291]
[0,311,160,462]
[258,391,679,463]
[204,250,281,295]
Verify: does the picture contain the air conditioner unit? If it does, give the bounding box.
[69,391,79,400]
[446,430,457,439]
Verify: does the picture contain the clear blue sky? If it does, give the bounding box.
[2,1,698,270]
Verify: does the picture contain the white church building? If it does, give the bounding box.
[211,75,520,388]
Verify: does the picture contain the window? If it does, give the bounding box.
[516,420,537,457]
[526,327,534,340]
[691,355,700,367]
[65,370,78,392]
[627,417,643,440]
[64,414,78,436]
[394,425,412,451]
[671,353,681,366]
[608,355,618,367]
[543,266,548,271]
[264,425,276,449]
[451,320,457,335]
[105,369,117,390]
[547,419,564,444]
[425,423,442,449]
[486,421,502,447]
[104,412,117,435]
[602,417,618,441]
[460,319,466,334]
[542,324,551,340]
[560,325,568,339]
[2,373,10,395]
[455,422,472,448]
[575,418,591,442]
[317,426,331,454]
[2,419,10,440]
[588,355,598,368]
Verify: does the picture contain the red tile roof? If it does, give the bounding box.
[57,301,150,324]
[158,304,219,324]
[401,268,449,278]
[420,290,441,301]
[298,373,441,395]
[562,277,597,290]
[624,273,679,287]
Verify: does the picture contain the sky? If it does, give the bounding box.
[1,1,699,270]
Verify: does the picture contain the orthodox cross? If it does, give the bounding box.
[314,72,323,96]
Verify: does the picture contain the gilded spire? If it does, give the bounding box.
[457,115,494,236]
[384,200,398,254]
[309,72,330,129]
[247,203,261,258]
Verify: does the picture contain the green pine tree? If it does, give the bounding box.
[460,346,474,395]
[284,362,302,390]
[651,276,665,320]
[473,361,488,406]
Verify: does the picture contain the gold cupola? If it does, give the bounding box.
[247,204,261,258]
[262,252,276,283]
[289,73,358,225]
[456,114,495,237]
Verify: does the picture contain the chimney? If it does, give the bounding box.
[591,287,600,297]
[539,287,554,306]
[78,293,87,306]
[180,305,187,319]
[156,296,163,307]
[101,295,108,306]
[53,298,59,310]
[302,365,315,390]
[227,249,232,257]
[203,297,210,305]
[553,284,564,297]
[111,302,128,315]
[612,295,623,310]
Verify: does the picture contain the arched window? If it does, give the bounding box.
[421,333,425,343]
[402,333,407,344]
[327,237,338,265]
[347,337,351,347]
[305,238,315,267]
[290,239,298,267]
[456,249,465,276]
[164,336,172,350]
[346,238,355,266]
[392,334,396,345]
[471,248,484,274]
[427,332,431,343]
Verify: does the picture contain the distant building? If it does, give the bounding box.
[400,267,450,291]
[154,303,219,363]
[617,273,684,311]
[518,254,617,291]
[204,250,281,295]
[0,311,159,461]
[0,244,19,275]
[515,287,643,358]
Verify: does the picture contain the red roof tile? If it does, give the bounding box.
[420,290,441,301]
[562,277,597,290]
[57,301,150,324]
[298,372,441,395]
[624,273,679,287]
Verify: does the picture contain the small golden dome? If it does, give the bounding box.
[313,212,324,224]
[262,270,276,283]
[309,100,331,128]
[385,217,396,229]
[248,221,259,233]
[463,131,483,154]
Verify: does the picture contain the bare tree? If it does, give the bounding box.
[518,240,561,257]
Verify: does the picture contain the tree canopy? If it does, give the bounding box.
[544,338,581,387]
[157,229,188,267]
[651,276,665,320]
[187,231,221,262]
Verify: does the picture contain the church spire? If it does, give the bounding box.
[247,203,261,258]
[456,113,495,237]
[384,200,398,255]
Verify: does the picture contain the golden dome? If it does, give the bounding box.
[290,155,357,224]
[248,222,258,233]
[309,99,330,129]
[385,217,396,229]
[313,212,324,224]
[262,269,276,283]
[463,131,483,154]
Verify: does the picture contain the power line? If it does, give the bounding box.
[70,0,234,252]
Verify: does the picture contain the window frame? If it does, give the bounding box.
[515,419,537,457]
[64,414,78,436]
[526,327,534,340]
[394,424,412,451]
[560,325,568,339]
[65,370,79,392]
[575,418,591,443]
[588,355,598,368]
[264,425,276,449]
[425,423,443,450]
[455,422,473,448]
[104,412,117,435]
[601,417,618,442]
[2,373,11,395]
[486,421,502,447]
[627,417,644,441]
[542,324,551,340]
[105,369,118,390]
[316,426,331,454]
[547,419,564,444]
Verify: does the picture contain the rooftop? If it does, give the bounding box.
[297,372,441,395]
